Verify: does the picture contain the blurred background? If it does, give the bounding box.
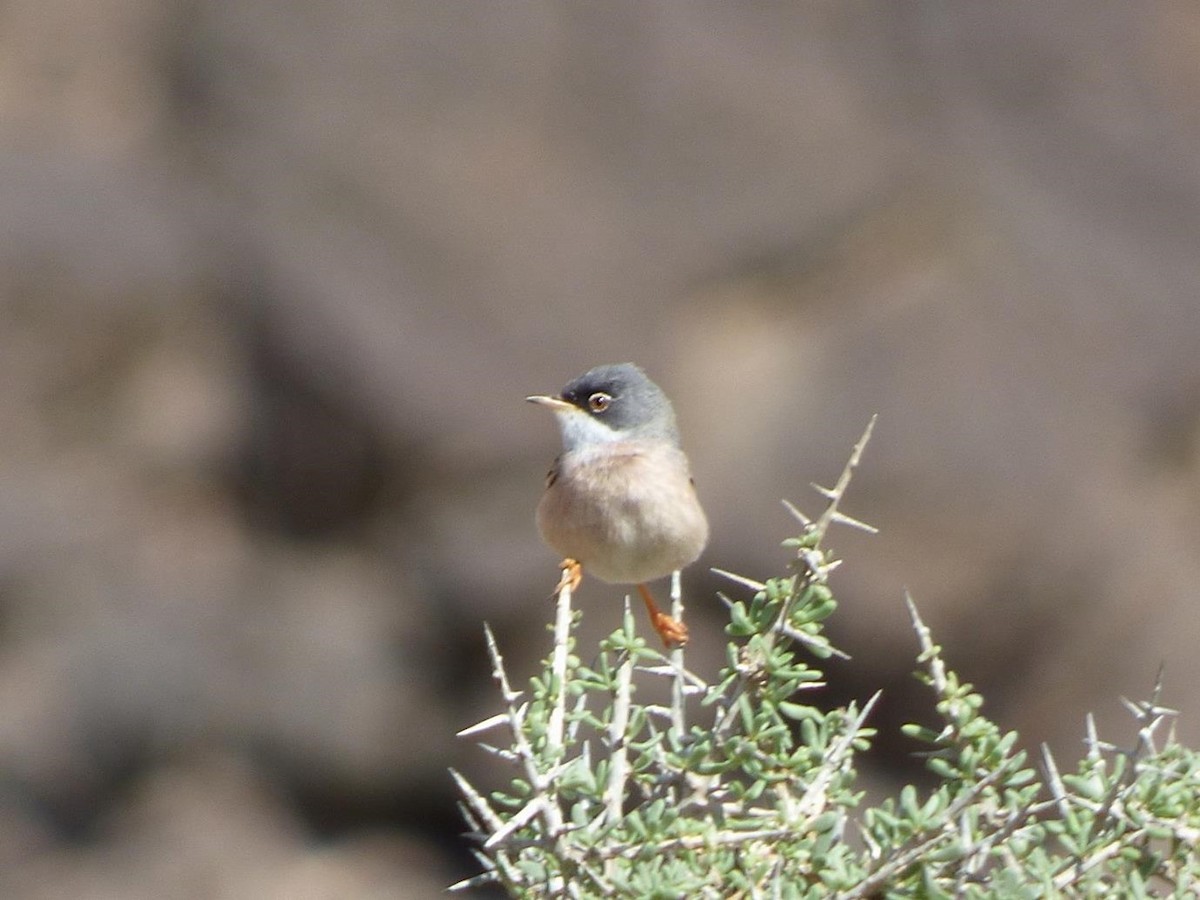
[3,1,1200,895]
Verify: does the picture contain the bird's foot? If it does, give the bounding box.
[637,583,689,648]
[554,558,583,594]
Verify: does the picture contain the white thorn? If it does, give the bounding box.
[711,567,767,592]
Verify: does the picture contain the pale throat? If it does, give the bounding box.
[553,410,628,453]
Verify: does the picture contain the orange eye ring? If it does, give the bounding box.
[588,392,612,413]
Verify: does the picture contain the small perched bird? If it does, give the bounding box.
[527,363,709,647]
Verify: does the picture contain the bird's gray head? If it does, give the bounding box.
[527,363,681,452]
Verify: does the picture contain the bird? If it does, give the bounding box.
[527,363,709,647]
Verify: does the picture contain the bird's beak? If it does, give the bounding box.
[526,394,575,413]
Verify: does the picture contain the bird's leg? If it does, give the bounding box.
[554,558,583,594]
[637,583,688,648]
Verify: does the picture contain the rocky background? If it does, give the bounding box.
[3,2,1200,896]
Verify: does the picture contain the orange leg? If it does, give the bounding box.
[554,558,583,594]
[637,583,689,648]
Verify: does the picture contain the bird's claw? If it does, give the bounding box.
[638,583,688,648]
[649,610,689,648]
[554,558,583,594]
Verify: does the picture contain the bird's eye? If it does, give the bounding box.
[588,392,612,413]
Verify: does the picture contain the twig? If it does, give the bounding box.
[843,765,1013,898]
[1069,673,1178,882]
[906,594,947,695]
[810,414,876,544]
[669,569,686,740]
[604,599,636,826]
[798,691,881,818]
[548,572,574,756]
[483,623,565,840]
[1041,744,1071,819]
